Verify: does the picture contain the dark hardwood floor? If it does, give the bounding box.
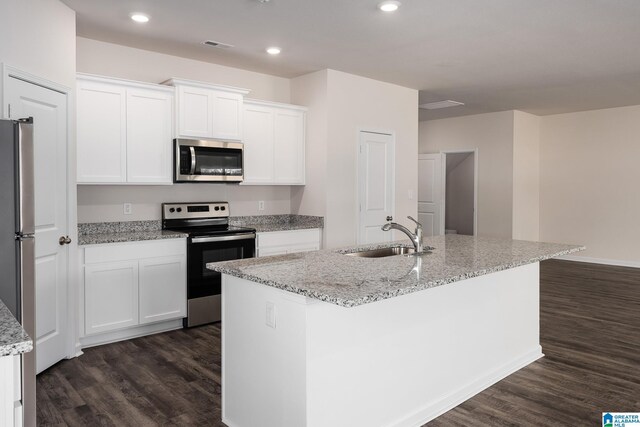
[37,260,640,426]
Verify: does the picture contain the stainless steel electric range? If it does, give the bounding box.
[162,202,255,327]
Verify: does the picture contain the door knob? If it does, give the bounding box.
[386,216,393,221]
[58,236,72,245]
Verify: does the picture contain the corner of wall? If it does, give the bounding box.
[512,110,541,241]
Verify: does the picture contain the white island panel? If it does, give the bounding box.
[222,262,542,427]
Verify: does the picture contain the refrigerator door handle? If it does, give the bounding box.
[17,119,35,235]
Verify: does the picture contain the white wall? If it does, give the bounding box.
[540,105,640,263]
[75,37,295,222]
[77,185,291,222]
[290,70,329,218]
[289,70,418,248]
[513,111,540,241]
[326,70,418,248]
[419,111,515,239]
[77,37,290,102]
[0,0,76,90]
[445,153,474,236]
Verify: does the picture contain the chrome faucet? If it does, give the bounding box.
[381,216,424,253]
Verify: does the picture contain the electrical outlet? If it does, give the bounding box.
[258,200,265,211]
[123,203,132,215]
[408,189,414,200]
[265,301,276,328]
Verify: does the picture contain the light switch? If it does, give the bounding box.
[258,201,265,211]
[266,301,276,328]
[408,189,414,200]
[123,203,132,215]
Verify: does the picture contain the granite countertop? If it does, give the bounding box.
[78,220,188,245]
[0,299,33,357]
[230,214,324,233]
[208,234,584,308]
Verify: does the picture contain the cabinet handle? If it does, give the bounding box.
[58,236,72,245]
[386,216,393,222]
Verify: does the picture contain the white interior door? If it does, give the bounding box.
[358,131,394,244]
[418,154,443,237]
[6,77,69,373]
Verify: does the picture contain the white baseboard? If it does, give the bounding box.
[79,319,183,349]
[556,254,640,269]
[395,347,544,427]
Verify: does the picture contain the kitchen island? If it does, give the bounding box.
[208,235,583,427]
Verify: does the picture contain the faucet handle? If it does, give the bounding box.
[407,216,423,230]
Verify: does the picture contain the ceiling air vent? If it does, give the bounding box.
[202,40,234,49]
[419,100,465,110]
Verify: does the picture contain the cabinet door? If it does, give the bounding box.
[139,256,186,325]
[274,108,305,184]
[85,261,138,335]
[242,103,275,183]
[126,88,173,183]
[212,91,243,140]
[177,85,214,138]
[77,81,126,183]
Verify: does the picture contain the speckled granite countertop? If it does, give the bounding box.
[0,299,33,357]
[78,220,187,246]
[208,234,584,308]
[229,214,323,233]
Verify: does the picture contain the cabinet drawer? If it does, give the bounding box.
[257,229,320,249]
[85,239,186,264]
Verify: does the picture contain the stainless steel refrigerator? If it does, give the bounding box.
[0,118,36,426]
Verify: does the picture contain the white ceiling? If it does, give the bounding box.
[62,0,640,120]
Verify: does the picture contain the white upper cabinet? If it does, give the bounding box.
[243,103,275,183]
[242,99,306,186]
[176,85,214,138]
[165,78,249,141]
[126,88,173,183]
[274,107,305,184]
[77,80,127,183]
[77,74,174,185]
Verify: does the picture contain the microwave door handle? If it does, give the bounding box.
[189,146,196,175]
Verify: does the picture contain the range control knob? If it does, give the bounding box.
[221,206,226,211]
[176,207,182,213]
[214,206,220,211]
[169,208,175,213]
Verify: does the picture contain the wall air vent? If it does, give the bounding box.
[419,100,465,110]
[202,40,234,49]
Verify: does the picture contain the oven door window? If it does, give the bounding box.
[187,237,255,299]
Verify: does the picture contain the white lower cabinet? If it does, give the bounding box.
[0,355,18,427]
[85,261,139,335]
[139,256,187,325]
[256,229,321,257]
[82,239,186,342]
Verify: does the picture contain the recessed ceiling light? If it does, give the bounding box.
[266,47,281,55]
[130,13,150,23]
[419,100,465,110]
[378,1,401,12]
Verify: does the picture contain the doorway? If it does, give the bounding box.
[443,150,477,236]
[4,69,71,375]
[418,150,477,237]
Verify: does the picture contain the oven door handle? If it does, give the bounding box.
[191,233,256,244]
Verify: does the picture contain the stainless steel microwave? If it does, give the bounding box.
[174,138,244,183]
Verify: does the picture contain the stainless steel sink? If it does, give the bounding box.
[344,246,417,258]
